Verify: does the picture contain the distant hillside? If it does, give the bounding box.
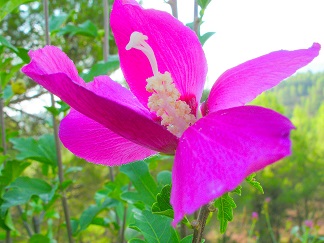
[270,72,324,117]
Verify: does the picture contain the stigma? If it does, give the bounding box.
[126,31,196,137]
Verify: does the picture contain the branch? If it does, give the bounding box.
[9,91,47,104]
[165,0,178,18]
[192,203,215,243]
[7,105,48,122]
[43,1,74,242]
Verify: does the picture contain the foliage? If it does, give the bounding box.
[0,0,323,242]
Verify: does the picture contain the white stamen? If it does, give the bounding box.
[126,31,158,75]
[126,31,197,137]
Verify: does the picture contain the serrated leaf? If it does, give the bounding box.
[10,134,57,166]
[120,161,158,206]
[80,56,120,82]
[0,160,30,192]
[1,177,52,215]
[130,210,179,243]
[231,186,242,196]
[215,193,237,233]
[152,185,173,219]
[246,173,264,194]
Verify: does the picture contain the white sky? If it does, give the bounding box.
[142,0,324,88]
[18,0,324,115]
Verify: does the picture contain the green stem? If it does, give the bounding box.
[103,0,110,62]
[264,208,277,243]
[1,81,11,243]
[43,1,74,242]
[302,227,309,243]
[193,0,199,35]
[247,220,256,242]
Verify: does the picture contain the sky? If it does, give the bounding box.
[16,0,324,115]
[142,0,324,88]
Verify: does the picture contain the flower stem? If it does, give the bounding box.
[192,203,212,243]
[103,0,110,62]
[43,1,74,242]
[264,205,277,243]
[247,220,256,242]
[193,0,199,35]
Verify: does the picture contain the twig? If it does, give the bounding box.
[119,183,132,243]
[192,203,214,243]
[102,0,115,183]
[103,0,110,62]
[193,0,199,35]
[165,0,178,18]
[43,1,74,242]
[9,91,47,104]
[7,105,48,122]
[180,223,187,238]
[0,84,11,243]
[17,205,33,237]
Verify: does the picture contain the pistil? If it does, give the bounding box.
[126,31,196,137]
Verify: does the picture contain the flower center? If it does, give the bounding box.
[126,31,196,137]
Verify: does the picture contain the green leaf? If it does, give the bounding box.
[49,13,69,33]
[10,134,57,166]
[0,35,18,52]
[231,186,242,196]
[64,166,83,175]
[215,193,237,233]
[44,100,70,116]
[152,185,173,219]
[129,239,146,243]
[29,234,51,243]
[120,161,159,206]
[197,0,212,9]
[180,235,194,243]
[157,171,172,188]
[80,56,120,82]
[58,20,98,37]
[199,31,215,46]
[130,209,179,243]
[0,0,35,22]
[0,211,15,231]
[1,177,52,215]
[76,198,118,233]
[0,36,30,62]
[246,173,264,194]
[0,160,30,192]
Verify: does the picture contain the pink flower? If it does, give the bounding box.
[304,220,314,229]
[21,0,320,226]
[265,197,271,203]
[252,212,259,220]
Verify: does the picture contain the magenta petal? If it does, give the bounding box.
[206,43,321,114]
[24,45,84,85]
[60,109,156,166]
[171,106,294,226]
[111,0,207,110]
[22,50,178,153]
